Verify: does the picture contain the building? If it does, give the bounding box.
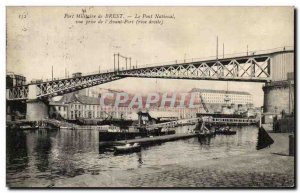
[78,87,123,98]
[49,92,205,121]
[191,88,253,105]
[190,88,253,113]
[6,72,27,121]
[6,72,26,87]
[49,93,100,120]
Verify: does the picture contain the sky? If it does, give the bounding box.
[6,7,294,107]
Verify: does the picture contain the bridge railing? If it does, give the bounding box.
[133,46,294,69]
[31,67,117,84]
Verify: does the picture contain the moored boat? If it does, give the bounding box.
[214,126,237,135]
[215,130,237,135]
[114,143,141,154]
[60,126,73,129]
[19,125,34,130]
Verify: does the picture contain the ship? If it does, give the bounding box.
[197,82,258,119]
[98,111,176,142]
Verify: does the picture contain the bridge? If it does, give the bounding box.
[7,47,294,101]
[6,47,294,121]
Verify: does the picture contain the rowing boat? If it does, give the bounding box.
[114,143,141,154]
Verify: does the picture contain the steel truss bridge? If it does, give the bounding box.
[7,72,123,101]
[6,49,293,101]
[118,54,271,82]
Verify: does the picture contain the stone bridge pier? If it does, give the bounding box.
[26,84,49,121]
[26,100,49,121]
[262,51,294,123]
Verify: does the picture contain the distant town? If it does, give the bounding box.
[7,72,258,124]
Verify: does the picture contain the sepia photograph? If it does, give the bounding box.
[6,6,295,188]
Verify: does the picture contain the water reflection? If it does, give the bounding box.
[50,129,99,177]
[137,152,143,167]
[7,130,28,173]
[7,125,258,186]
[198,136,212,145]
[35,129,56,172]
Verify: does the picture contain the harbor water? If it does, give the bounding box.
[7,125,258,186]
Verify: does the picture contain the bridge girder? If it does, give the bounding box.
[36,72,122,99]
[7,72,123,101]
[7,85,29,101]
[118,55,271,82]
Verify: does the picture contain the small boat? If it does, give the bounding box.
[214,126,237,135]
[60,126,73,129]
[215,130,237,135]
[19,125,33,130]
[114,143,141,154]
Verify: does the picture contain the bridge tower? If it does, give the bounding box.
[262,51,294,123]
[26,85,49,121]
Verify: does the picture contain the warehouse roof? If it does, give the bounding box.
[50,92,100,105]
